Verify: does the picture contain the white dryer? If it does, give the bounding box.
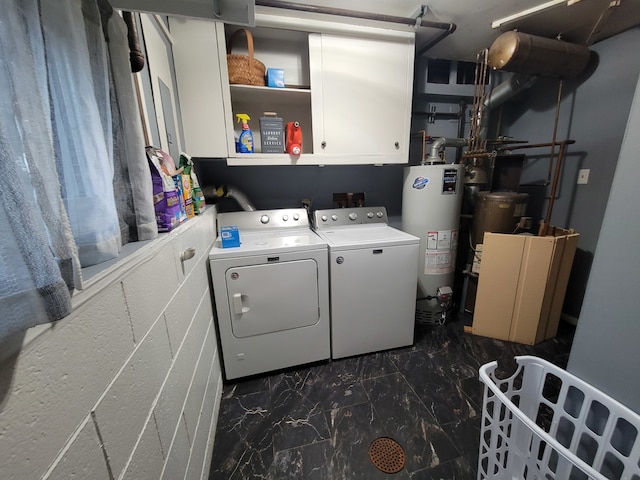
[209,208,330,380]
[313,207,420,359]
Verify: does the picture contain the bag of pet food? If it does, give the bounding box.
[146,146,181,232]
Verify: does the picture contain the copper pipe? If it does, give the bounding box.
[497,140,575,150]
[486,139,529,144]
[543,142,568,235]
[547,80,564,182]
[462,151,495,158]
[469,50,489,152]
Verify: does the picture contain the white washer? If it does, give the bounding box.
[209,208,330,380]
[313,207,420,359]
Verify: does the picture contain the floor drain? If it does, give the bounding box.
[368,437,406,474]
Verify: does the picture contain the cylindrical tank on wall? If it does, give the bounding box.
[472,192,529,246]
[487,31,591,79]
[401,164,464,321]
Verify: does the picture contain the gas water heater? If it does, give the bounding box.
[401,164,464,324]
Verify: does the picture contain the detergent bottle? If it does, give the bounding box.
[235,114,254,153]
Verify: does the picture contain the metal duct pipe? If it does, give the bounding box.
[478,73,537,140]
[201,185,257,212]
[222,186,256,212]
[425,137,468,164]
[255,0,457,53]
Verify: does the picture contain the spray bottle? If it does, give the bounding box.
[235,114,254,153]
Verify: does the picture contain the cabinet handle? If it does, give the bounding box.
[321,141,326,149]
[395,142,400,149]
[180,246,196,261]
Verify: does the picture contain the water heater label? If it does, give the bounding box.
[425,251,456,274]
[437,230,451,250]
[424,229,458,274]
[412,177,430,190]
[442,168,458,194]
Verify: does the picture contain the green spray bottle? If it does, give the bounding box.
[236,114,254,153]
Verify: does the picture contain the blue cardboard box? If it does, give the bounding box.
[267,68,285,88]
[220,226,241,248]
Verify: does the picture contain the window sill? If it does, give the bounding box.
[1,208,216,362]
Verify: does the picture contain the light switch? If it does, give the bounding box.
[577,169,590,184]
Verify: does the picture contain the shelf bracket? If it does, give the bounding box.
[212,0,222,18]
[411,4,428,28]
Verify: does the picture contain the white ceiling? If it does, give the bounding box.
[279,0,640,61]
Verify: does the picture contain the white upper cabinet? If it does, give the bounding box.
[309,32,415,164]
[111,0,255,26]
[170,13,415,165]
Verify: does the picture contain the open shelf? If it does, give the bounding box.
[229,84,311,107]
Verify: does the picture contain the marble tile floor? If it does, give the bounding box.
[208,314,574,479]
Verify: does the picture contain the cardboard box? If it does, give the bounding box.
[472,230,579,345]
[266,68,285,88]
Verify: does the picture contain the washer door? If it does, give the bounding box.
[226,259,320,338]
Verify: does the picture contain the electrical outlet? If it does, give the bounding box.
[577,168,590,185]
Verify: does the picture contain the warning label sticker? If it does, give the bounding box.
[424,251,456,274]
[423,229,458,274]
[425,229,458,250]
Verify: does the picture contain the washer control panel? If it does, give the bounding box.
[314,207,388,229]
[218,208,308,231]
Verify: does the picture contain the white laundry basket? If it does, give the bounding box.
[478,356,640,480]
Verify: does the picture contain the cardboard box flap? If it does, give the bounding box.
[510,235,559,344]
[472,233,526,342]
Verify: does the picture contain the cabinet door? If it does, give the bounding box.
[171,19,231,158]
[310,33,415,163]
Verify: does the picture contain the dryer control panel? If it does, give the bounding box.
[218,208,310,232]
[314,207,388,229]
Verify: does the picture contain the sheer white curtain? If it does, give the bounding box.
[0,0,157,342]
[43,0,122,266]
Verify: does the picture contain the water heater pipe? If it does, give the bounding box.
[478,73,537,140]
[425,137,468,164]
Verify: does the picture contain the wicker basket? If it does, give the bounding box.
[227,29,266,86]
